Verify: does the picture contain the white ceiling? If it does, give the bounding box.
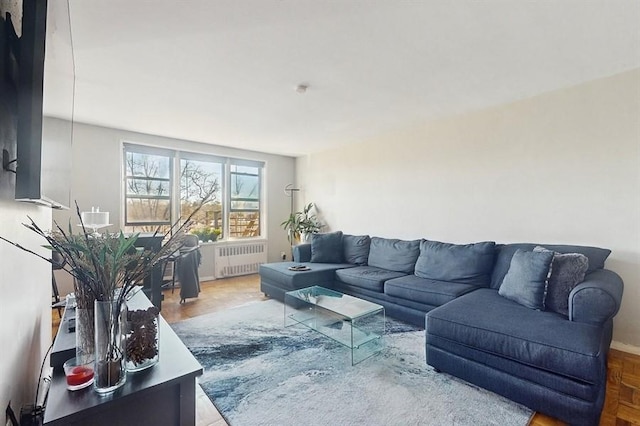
[61,0,640,157]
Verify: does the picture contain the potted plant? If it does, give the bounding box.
[0,202,199,392]
[280,202,323,244]
[190,226,222,242]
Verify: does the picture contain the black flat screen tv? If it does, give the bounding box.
[1,0,73,209]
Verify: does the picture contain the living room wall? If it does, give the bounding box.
[0,200,51,418]
[52,122,295,293]
[296,68,640,350]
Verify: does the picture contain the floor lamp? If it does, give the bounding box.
[284,184,300,260]
[284,183,300,217]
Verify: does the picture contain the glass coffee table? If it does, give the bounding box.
[284,286,385,365]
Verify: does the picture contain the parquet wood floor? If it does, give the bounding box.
[51,274,640,426]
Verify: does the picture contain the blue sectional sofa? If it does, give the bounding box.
[259,232,624,425]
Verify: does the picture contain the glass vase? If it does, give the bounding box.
[75,307,95,362]
[94,300,127,394]
[74,284,96,363]
[125,304,160,372]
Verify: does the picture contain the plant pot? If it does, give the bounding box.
[94,300,126,394]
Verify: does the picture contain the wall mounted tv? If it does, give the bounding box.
[1,0,73,209]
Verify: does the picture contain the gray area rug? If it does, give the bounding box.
[171,299,533,426]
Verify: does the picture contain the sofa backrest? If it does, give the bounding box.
[342,234,371,265]
[490,243,611,289]
[368,237,421,274]
[293,243,312,263]
[415,240,496,287]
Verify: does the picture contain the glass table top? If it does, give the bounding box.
[285,286,383,320]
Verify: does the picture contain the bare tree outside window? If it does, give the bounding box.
[123,144,263,239]
[125,151,172,233]
[180,159,222,240]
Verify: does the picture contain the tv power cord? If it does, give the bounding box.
[19,340,54,426]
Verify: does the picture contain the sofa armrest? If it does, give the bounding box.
[293,243,312,262]
[569,269,623,325]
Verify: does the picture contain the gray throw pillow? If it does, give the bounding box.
[343,234,371,265]
[414,240,496,286]
[534,246,589,316]
[310,231,344,263]
[498,249,554,310]
[368,237,421,274]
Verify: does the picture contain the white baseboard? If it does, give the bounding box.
[611,340,640,355]
[199,275,215,282]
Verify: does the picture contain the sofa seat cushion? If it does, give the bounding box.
[335,266,406,292]
[426,288,604,384]
[384,275,478,307]
[259,262,353,291]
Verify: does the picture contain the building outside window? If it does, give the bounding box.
[229,163,261,238]
[123,143,264,239]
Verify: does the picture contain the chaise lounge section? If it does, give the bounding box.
[258,232,623,425]
[426,243,623,425]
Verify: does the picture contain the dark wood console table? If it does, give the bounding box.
[44,291,203,425]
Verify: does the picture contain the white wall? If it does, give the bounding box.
[297,69,640,349]
[52,122,295,294]
[0,200,51,417]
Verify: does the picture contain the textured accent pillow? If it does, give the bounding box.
[367,237,421,274]
[534,246,589,316]
[414,240,496,286]
[498,249,554,310]
[310,231,344,263]
[343,234,371,265]
[490,243,610,289]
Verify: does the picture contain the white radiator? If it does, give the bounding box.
[213,240,268,278]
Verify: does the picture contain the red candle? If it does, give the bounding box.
[66,366,94,387]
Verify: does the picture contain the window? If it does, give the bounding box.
[124,147,173,232]
[180,155,223,237]
[123,143,263,239]
[229,164,261,238]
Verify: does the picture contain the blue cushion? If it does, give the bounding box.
[490,243,610,289]
[384,275,479,307]
[427,288,604,384]
[310,231,343,263]
[498,249,554,310]
[342,234,371,265]
[414,240,496,286]
[335,266,406,292]
[534,246,589,317]
[367,237,420,274]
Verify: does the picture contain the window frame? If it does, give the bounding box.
[123,145,174,228]
[122,142,265,239]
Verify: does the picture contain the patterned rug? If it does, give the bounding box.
[171,299,533,426]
